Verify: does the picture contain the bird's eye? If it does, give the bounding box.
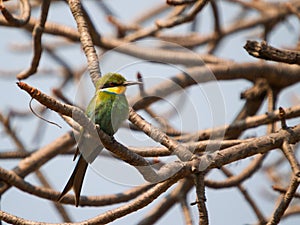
[105,82,114,87]
[110,82,120,87]
[103,82,120,88]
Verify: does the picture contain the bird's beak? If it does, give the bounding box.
[123,81,142,86]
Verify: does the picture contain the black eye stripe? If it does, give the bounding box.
[102,82,122,88]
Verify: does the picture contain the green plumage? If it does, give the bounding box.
[58,73,139,207]
[86,89,129,136]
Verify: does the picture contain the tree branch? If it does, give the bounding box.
[244,40,300,65]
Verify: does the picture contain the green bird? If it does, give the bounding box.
[58,73,140,207]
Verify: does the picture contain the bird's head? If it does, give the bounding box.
[96,73,141,94]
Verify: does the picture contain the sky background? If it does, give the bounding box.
[1,0,300,224]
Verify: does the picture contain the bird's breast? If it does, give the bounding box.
[92,92,129,135]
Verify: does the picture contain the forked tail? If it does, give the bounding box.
[57,155,88,207]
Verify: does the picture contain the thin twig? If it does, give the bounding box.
[17,0,51,80]
[180,197,194,225]
[0,166,155,206]
[67,0,101,86]
[266,86,278,134]
[0,168,189,225]
[0,112,71,221]
[281,140,300,176]
[221,167,266,224]
[137,178,194,225]
[0,0,30,26]
[272,185,300,199]
[177,104,300,142]
[130,63,300,111]
[0,132,75,194]
[266,175,300,225]
[192,172,209,225]
[129,108,193,161]
[206,153,267,188]
[124,0,209,42]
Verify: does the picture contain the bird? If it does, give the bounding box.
[58,73,141,207]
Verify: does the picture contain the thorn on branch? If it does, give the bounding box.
[279,107,288,129]
[190,200,201,206]
[191,156,199,173]
[137,71,146,97]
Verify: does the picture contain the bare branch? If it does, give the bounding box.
[17,0,51,80]
[0,0,30,26]
[67,0,101,85]
[267,175,300,225]
[244,40,300,65]
[1,0,300,223]
[192,172,208,225]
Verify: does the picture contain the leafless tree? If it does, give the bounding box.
[1,0,300,224]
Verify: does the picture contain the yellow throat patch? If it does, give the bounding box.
[103,86,126,94]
